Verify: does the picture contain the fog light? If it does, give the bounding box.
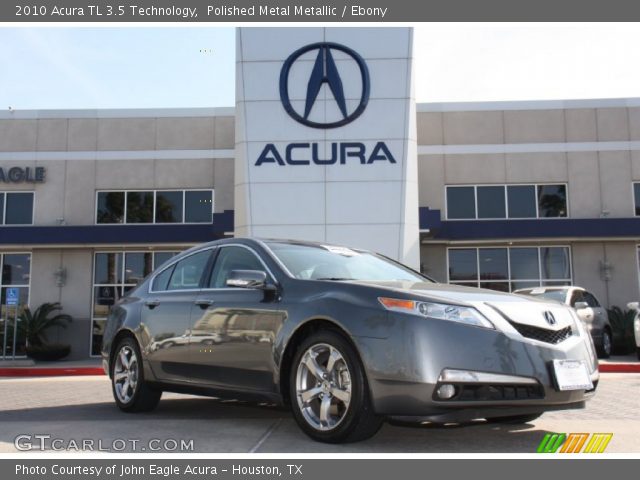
[437,384,456,400]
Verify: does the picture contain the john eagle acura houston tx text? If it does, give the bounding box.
[102,238,598,443]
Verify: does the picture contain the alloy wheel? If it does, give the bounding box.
[295,343,352,431]
[113,345,139,404]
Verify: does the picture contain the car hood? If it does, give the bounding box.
[349,280,575,330]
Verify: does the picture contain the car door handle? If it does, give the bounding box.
[144,299,160,309]
[195,299,214,309]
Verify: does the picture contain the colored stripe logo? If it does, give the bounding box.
[537,433,613,453]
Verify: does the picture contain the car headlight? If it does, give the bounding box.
[378,297,494,330]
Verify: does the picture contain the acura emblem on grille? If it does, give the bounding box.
[543,311,557,326]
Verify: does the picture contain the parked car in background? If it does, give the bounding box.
[514,286,611,358]
[103,238,599,443]
[625,302,640,360]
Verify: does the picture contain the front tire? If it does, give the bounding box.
[111,337,162,412]
[289,330,383,443]
[597,329,612,359]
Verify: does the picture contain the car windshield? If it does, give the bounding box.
[266,242,430,282]
[519,289,567,303]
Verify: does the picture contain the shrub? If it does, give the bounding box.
[606,306,636,354]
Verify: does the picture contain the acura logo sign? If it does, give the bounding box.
[543,311,557,326]
[279,42,370,129]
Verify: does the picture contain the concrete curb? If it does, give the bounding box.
[598,363,640,373]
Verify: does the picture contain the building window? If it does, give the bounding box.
[91,250,180,356]
[633,183,640,216]
[0,192,34,225]
[448,246,572,292]
[0,253,31,357]
[445,184,567,220]
[95,190,214,225]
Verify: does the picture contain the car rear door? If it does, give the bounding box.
[142,249,213,383]
[188,245,286,392]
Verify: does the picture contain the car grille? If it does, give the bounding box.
[509,321,573,345]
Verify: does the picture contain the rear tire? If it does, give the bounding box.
[596,329,612,359]
[111,337,162,413]
[486,413,542,424]
[289,330,383,443]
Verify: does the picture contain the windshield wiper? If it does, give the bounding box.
[315,277,355,281]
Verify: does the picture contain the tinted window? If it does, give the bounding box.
[507,185,536,218]
[509,248,539,280]
[126,191,154,223]
[477,186,505,219]
[209,246,265,288]
[155,191,183,223]
[570,290,584,307]
[1,253,31,285]
[447,186,475,219]
[154,252,178,269]
[448,249,478,281]
[124,252,153,285]
[167,250,210,290]
[635,183,640,216]
[479,248,508,281]
[583,291,600,308]
[540,247,570,279]
[0,193,4,224]
[94,253,122,284]
[537,185,567,217]
[97,192,124,223]
[5,192,33,225]
[185,191,213,223]
[152,265,175,292]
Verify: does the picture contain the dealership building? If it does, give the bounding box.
[2,27,640,360]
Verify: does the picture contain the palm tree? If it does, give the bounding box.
[17,302,72,347]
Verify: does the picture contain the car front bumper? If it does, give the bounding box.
[355,313,598,418]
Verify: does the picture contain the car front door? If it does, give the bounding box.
[188,245,286,392]
[142,249,213,383]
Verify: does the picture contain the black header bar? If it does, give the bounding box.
[5,0,640,22]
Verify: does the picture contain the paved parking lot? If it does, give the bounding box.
[0,373,638,453]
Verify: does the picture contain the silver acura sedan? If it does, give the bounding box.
[102,238,599,443]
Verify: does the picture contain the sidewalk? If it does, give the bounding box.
[0,358,104,377]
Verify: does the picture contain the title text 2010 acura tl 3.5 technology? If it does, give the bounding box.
[102,238,599,443]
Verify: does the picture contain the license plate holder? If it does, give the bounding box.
[552,359,593,391]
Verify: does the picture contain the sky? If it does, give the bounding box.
[1,24,640,110]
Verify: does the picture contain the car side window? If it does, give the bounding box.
[208,246,265,288]
[167,250,211,291]
[584,292,600,308]
[570,290,584,307]
[152,265,175,292]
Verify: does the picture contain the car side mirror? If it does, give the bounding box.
[627,302,639,311]
[574,301,589,310]
[226,270,269,289]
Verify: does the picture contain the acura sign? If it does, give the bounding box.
[256,42,395,167]
[279,42,370,129]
